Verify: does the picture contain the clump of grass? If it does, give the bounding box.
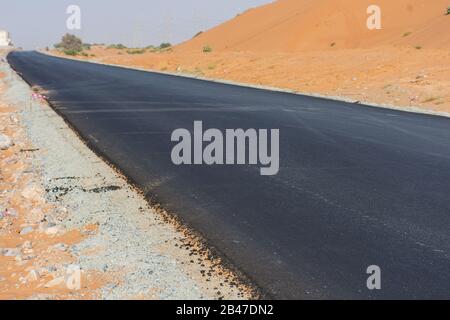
[203,45,213,53]
[126,49,146,55]
[447,6,450,15]
[403,32,412,37]
[63,50,79,56]
[422,97,440,103]
[415,45,422,50]
[159,43,172,49]
[208,64,216,70]
[194,67,204,76]
[330,42,336,47]
[107,44,127,50]
[147,43,172,53]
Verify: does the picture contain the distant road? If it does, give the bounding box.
[8,51,450,299]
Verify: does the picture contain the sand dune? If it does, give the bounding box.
[177,0,450,52]
[53,0,450,114]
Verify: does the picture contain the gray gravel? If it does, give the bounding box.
[0,61,249,300]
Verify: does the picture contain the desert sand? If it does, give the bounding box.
[53,0,450,114]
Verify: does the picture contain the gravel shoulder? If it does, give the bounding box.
[0,53,254,300]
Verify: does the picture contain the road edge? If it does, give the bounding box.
[38,49,450,119]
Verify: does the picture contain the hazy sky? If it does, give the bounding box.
[0,0,272,49]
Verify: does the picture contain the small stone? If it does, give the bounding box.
[53,243,69,252]
[44,225,61,235]
[21,184,43,202]
[44,276,65,288]
[20,226,34,235]
[22,254,36,261]
[1,208,18,218]
[1,248,20,257]
[25,270,40,282]
[0,134,13,150]
[22,241,33,249]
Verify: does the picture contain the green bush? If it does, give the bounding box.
[58,34,83,52]
[159,43,171,49]
[126,49,146,55]
[63,50,79,56]
[203,45,213,53]
[447,6,450,15]
[107,44,127,50]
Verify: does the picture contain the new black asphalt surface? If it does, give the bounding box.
[7,51,450,299]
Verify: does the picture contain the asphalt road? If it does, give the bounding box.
[7,51,450,299]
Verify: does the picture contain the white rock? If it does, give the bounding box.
[44,225,62,235]
[44,276,65,288]
[22,241,33,249]
[0,134,13,150]
[1,248,20,257]
[25,270,40,282]
[20,226,34,235]
[53,243,69,252]
[21,184,43,202]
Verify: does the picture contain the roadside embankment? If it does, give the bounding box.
[0,53,254,300]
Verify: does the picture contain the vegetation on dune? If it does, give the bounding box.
[203,45,213,53]
[126,49,146,55]
[55,34,92,56]
[55,33,83,53]
[62,49,79,56]
[107,44,127,50]
[159,43,172,49]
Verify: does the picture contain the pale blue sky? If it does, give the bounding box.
[0,0,272,49]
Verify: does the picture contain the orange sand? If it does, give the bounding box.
[52,0,450,114]
[0,82,106,300]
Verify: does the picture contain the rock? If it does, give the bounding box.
[0,134,13,150]
[53,243,69,252]
[9,115,19,124]
[20,226,34,235]
[1,248,20,257]
[29,208,44,222]
[22,241,33,249]
[21,254,36,261]
[25,269,40,282]
[44,276,65,288]
[44,225,62,235]
[21,184,43,202]
[1,208,18,219]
